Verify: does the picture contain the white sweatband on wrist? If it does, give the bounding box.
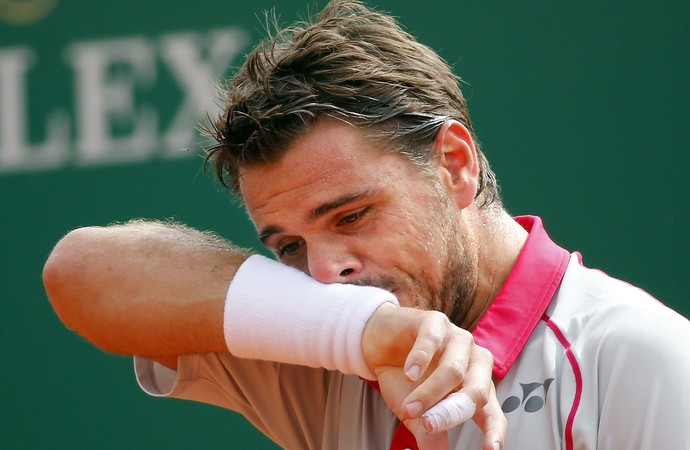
[224,254,399,380]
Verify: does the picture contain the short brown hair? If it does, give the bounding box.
[204,0,499,206]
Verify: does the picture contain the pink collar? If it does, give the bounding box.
[473,216,570,379]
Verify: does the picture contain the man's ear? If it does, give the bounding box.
[434,120,479,209]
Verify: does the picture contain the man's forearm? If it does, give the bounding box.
[44,220,396,377]
[43,220,251,357]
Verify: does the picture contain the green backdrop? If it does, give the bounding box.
[2,1,688,448]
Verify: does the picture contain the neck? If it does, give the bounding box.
[460,208,528,330]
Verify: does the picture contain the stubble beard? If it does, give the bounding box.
[427,187,479,329]
[355,178,479,328]
[353,223,477,329]
[394,194,479,328]
[438,229,478,329]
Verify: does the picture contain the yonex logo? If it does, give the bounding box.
[501,378,555,413]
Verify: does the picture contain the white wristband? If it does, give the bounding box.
[223,254,398,380]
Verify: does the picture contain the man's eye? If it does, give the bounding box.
[337,208,369,226]
[279,241,301,256]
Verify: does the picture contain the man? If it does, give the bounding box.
[43,1,690,449]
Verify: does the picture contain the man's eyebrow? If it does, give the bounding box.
[258,188,378,245]
[308,188,377,221]
[258,225,284,245]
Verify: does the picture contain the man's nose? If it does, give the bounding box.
[307,241,361,284]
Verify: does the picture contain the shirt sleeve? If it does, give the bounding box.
[134,352,334,449]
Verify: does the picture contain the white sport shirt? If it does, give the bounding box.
[135,216,690,449]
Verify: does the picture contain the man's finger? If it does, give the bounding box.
[473,384,507,450]
[421,391,476,432]
[401,328,477,418]
[403,310,450,381]
[407,419,449,450]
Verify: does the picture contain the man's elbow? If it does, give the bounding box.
[43,227,105,339]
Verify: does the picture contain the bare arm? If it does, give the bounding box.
[42,220,252,366]
[44,220,506,447]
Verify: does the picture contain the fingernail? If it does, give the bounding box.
[406,400,424,418]
[421,414,436,433]
[405,364,421,380]
[493,442,501,450]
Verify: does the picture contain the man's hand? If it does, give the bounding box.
[363,303,506,450]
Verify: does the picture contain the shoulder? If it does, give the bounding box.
[550,256,690,372]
